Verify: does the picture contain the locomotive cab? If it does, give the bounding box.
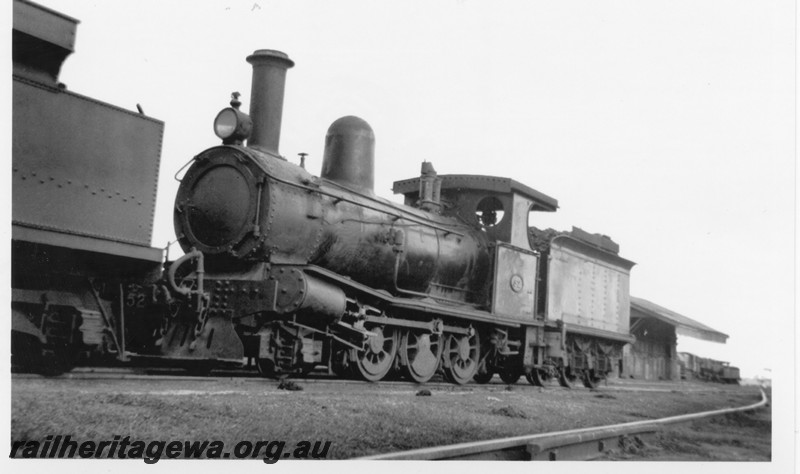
[394,168,558,250]
[393,169,558,321]
[394,169,572,382]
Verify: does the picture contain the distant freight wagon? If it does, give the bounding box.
[678,352,740,384]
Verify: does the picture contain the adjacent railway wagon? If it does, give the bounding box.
[11,0,165,373]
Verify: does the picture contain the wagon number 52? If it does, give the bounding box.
[125,288,147,308]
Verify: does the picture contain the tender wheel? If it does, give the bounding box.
[525,368,545,387]
[558,366,578,388]
[442,331,480,385]
[582,369,602,388]
[499,365,522,385]
[399,330,442,383]
[353,326,398,382]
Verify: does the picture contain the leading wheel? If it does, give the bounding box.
[331,342,356,378]
[399,330,442,383]
[443,331,480,385]
[353,326,398,382]
[558,366,578,388]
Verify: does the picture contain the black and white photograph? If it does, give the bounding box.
[8,0,794,471]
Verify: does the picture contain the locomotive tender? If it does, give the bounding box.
[12,0,636,387]
[163,49,636,387]
[11,0,165,373]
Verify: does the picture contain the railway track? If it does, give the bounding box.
[357,388,768,460]
[12,367,565,393]
[12,366,726,394]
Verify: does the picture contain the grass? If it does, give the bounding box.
[12,377,764,459]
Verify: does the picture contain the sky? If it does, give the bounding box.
[22,0,794,382]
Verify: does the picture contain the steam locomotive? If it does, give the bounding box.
[13,0,636,388]
[158,49,636,387]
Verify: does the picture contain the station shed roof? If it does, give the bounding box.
[630,296,728,344]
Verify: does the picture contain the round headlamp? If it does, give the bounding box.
[213,107,252,144]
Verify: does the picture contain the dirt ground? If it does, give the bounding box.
[11,375,765,460]
[599,403,771,461]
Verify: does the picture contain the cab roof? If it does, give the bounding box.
[393,174,558,212]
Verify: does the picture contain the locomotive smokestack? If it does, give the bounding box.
[246,49,294,155]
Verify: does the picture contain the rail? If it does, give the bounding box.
[357,388,768,460]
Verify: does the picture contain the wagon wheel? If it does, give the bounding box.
[558,366,578,388]
[525,368,546,387]
[399,330,442,383]
[499,364,522,385]
[256,358,279,379]
[582,369,602,389]
[442,331,480,385]
[39,344,75,376]
[352,326,398,382]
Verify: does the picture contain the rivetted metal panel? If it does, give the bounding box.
[546,237,633,337]
[12,225,163,262]
[13,77,163,247]
[492,243,538,321]
[14,0,78,53]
